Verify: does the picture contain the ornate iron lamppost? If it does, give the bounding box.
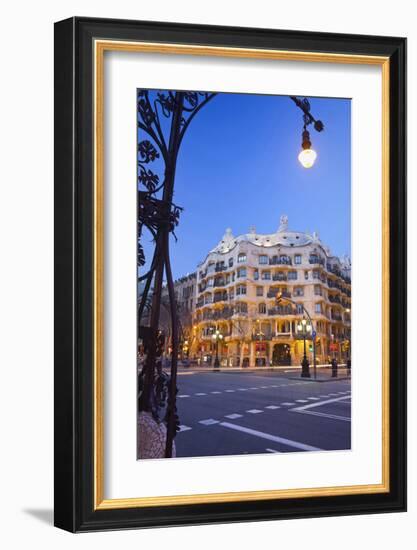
[297,318,312,378]
[212,328,223,369]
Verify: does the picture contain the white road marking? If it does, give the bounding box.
[225,413,243,419]
[246,409,263,414]
[260,386,268,389]
[296,399,308,403]
[238,388,248,391]
[292,395,351,411]
[250,387,259,390]
[298,410,351,422]
[307,397,320,400]
[265,405,280,410]
[178,425,192,432]
[265,448,281,453]
[225,389,235,393]
[219,422,322,452]
[211,391,221,394]
[178,395,190,398]
[199,419,220,426]
[281,402,295,406]
[291,395,351,422]
[195,392,207,396]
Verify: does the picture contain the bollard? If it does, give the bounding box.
[331,358,338,378]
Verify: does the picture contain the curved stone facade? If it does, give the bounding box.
[190,217,351,367]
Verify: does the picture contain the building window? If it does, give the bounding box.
[304,270,309,280]
[315,303,322,313]
[253,269,259,280]
[261,271,271,280]
[235,302,248,313]
[237,253,246,263]
[228,257,234,267]
[258,303,266,314]
[207,278,214,287]
[288,271,298,280]
[256,286,263,297]
[236,285,247,295]
[237,267,246,278]
[259,254,268,264]
[295,254,302,264]
[294,287,304,297]
[296,304,304,314]
[313,270,320,280]
[314,285,322,296]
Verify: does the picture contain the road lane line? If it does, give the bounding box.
[225,413,243,419]
[307,397,320,400]
[291,395,351,411]
[219,422,322,452]
[296,399,308,403]
[211,391,221,394]
[265,405,280,409]
[281,402,295,406]
[178,425,192,432]
[195,392,207,396]
[297,410,351,422]
[178,395,190,398]
[199,419,220,425]
[225,389,235,393]
[246,409,263,414]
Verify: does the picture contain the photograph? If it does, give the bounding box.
[137,89,352,460]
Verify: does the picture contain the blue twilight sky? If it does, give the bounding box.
[140,92,351,280]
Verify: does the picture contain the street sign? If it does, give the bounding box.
[312,330,317,339]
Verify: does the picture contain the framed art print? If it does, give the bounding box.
[54,17,406,532]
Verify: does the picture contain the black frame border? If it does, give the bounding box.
[54,17,406,532]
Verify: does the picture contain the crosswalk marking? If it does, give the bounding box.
[265,405,280,410]
[296,399,308,403]
[220,422,322,452]
[246,409,263,414]
[225,389,235,393]
[178,395,190,398]
[225,413,243,419]
[281,402,295,406]
[211,391,221,394]
[195,392,207,396]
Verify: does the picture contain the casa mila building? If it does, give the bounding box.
[190,215,351,367]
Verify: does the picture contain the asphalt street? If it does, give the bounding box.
[174,370,351,458]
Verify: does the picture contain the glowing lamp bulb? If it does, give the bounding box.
[298,148,317,168]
